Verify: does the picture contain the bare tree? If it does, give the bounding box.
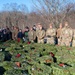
[0,3,29,29]
[32,0,75,27]
[0,1,75,29]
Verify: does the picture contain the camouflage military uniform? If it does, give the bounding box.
[46,28,56,44]
[36,24,40,43]
[72,29,75,47]
[14,27,19,40]
[11,29,15,40]
[28,30,36,42]
[60,26,73,46]
[37,29,45,43]
[57,28,62,45]
[11,26,15,40]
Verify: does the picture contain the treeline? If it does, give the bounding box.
[0,0,75,29]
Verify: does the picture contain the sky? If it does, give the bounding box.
[0,0,75,12]
[0,0,33,12]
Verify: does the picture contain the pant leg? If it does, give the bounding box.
[72,40,75,47]
[46,37,55,45]
[38,39,44,43]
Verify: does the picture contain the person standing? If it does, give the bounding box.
[0,29,2,41]
[72,29,75,47]
[11,26,15,40]
[23,26,29,42]
[60,22,73,46]
[46,23,56,45]
[14,27,19,40]
[6,27,11,40]
[17,29,23,42]
[36,25,45,43]
[36,23,42,43]
[2,30,7,42]
[28,27,36,42]
[56,23,63,45]
[17,29,23,39]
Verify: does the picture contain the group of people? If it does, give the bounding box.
[27,22,75,47]
[0,26,29,42]
[0,27,12,42]
[34,22,74,47]
[0,21,75,47]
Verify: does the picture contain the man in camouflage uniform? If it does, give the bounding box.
[36,25,45,43]
[36,23,42,43]
[14,26,19,40]
[56,23,63,45]
[36,23,41,33]
[60,22,73,46]
[72,29,75,47]
[11,26,15,40]
[46,23,56,44]
[28,27,36,42]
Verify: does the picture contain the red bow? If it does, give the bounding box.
[49,52,55,57]
[59,63,64,67]
[16,54,21,58]
[28,42,31,44]
[17,38,20,42]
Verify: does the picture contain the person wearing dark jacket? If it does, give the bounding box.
[23,26,29,42]
[0,29,2,41]
[2,31,7,42]
[6,28,12,40]
[17,29,23,42]
[17,29,23,39]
